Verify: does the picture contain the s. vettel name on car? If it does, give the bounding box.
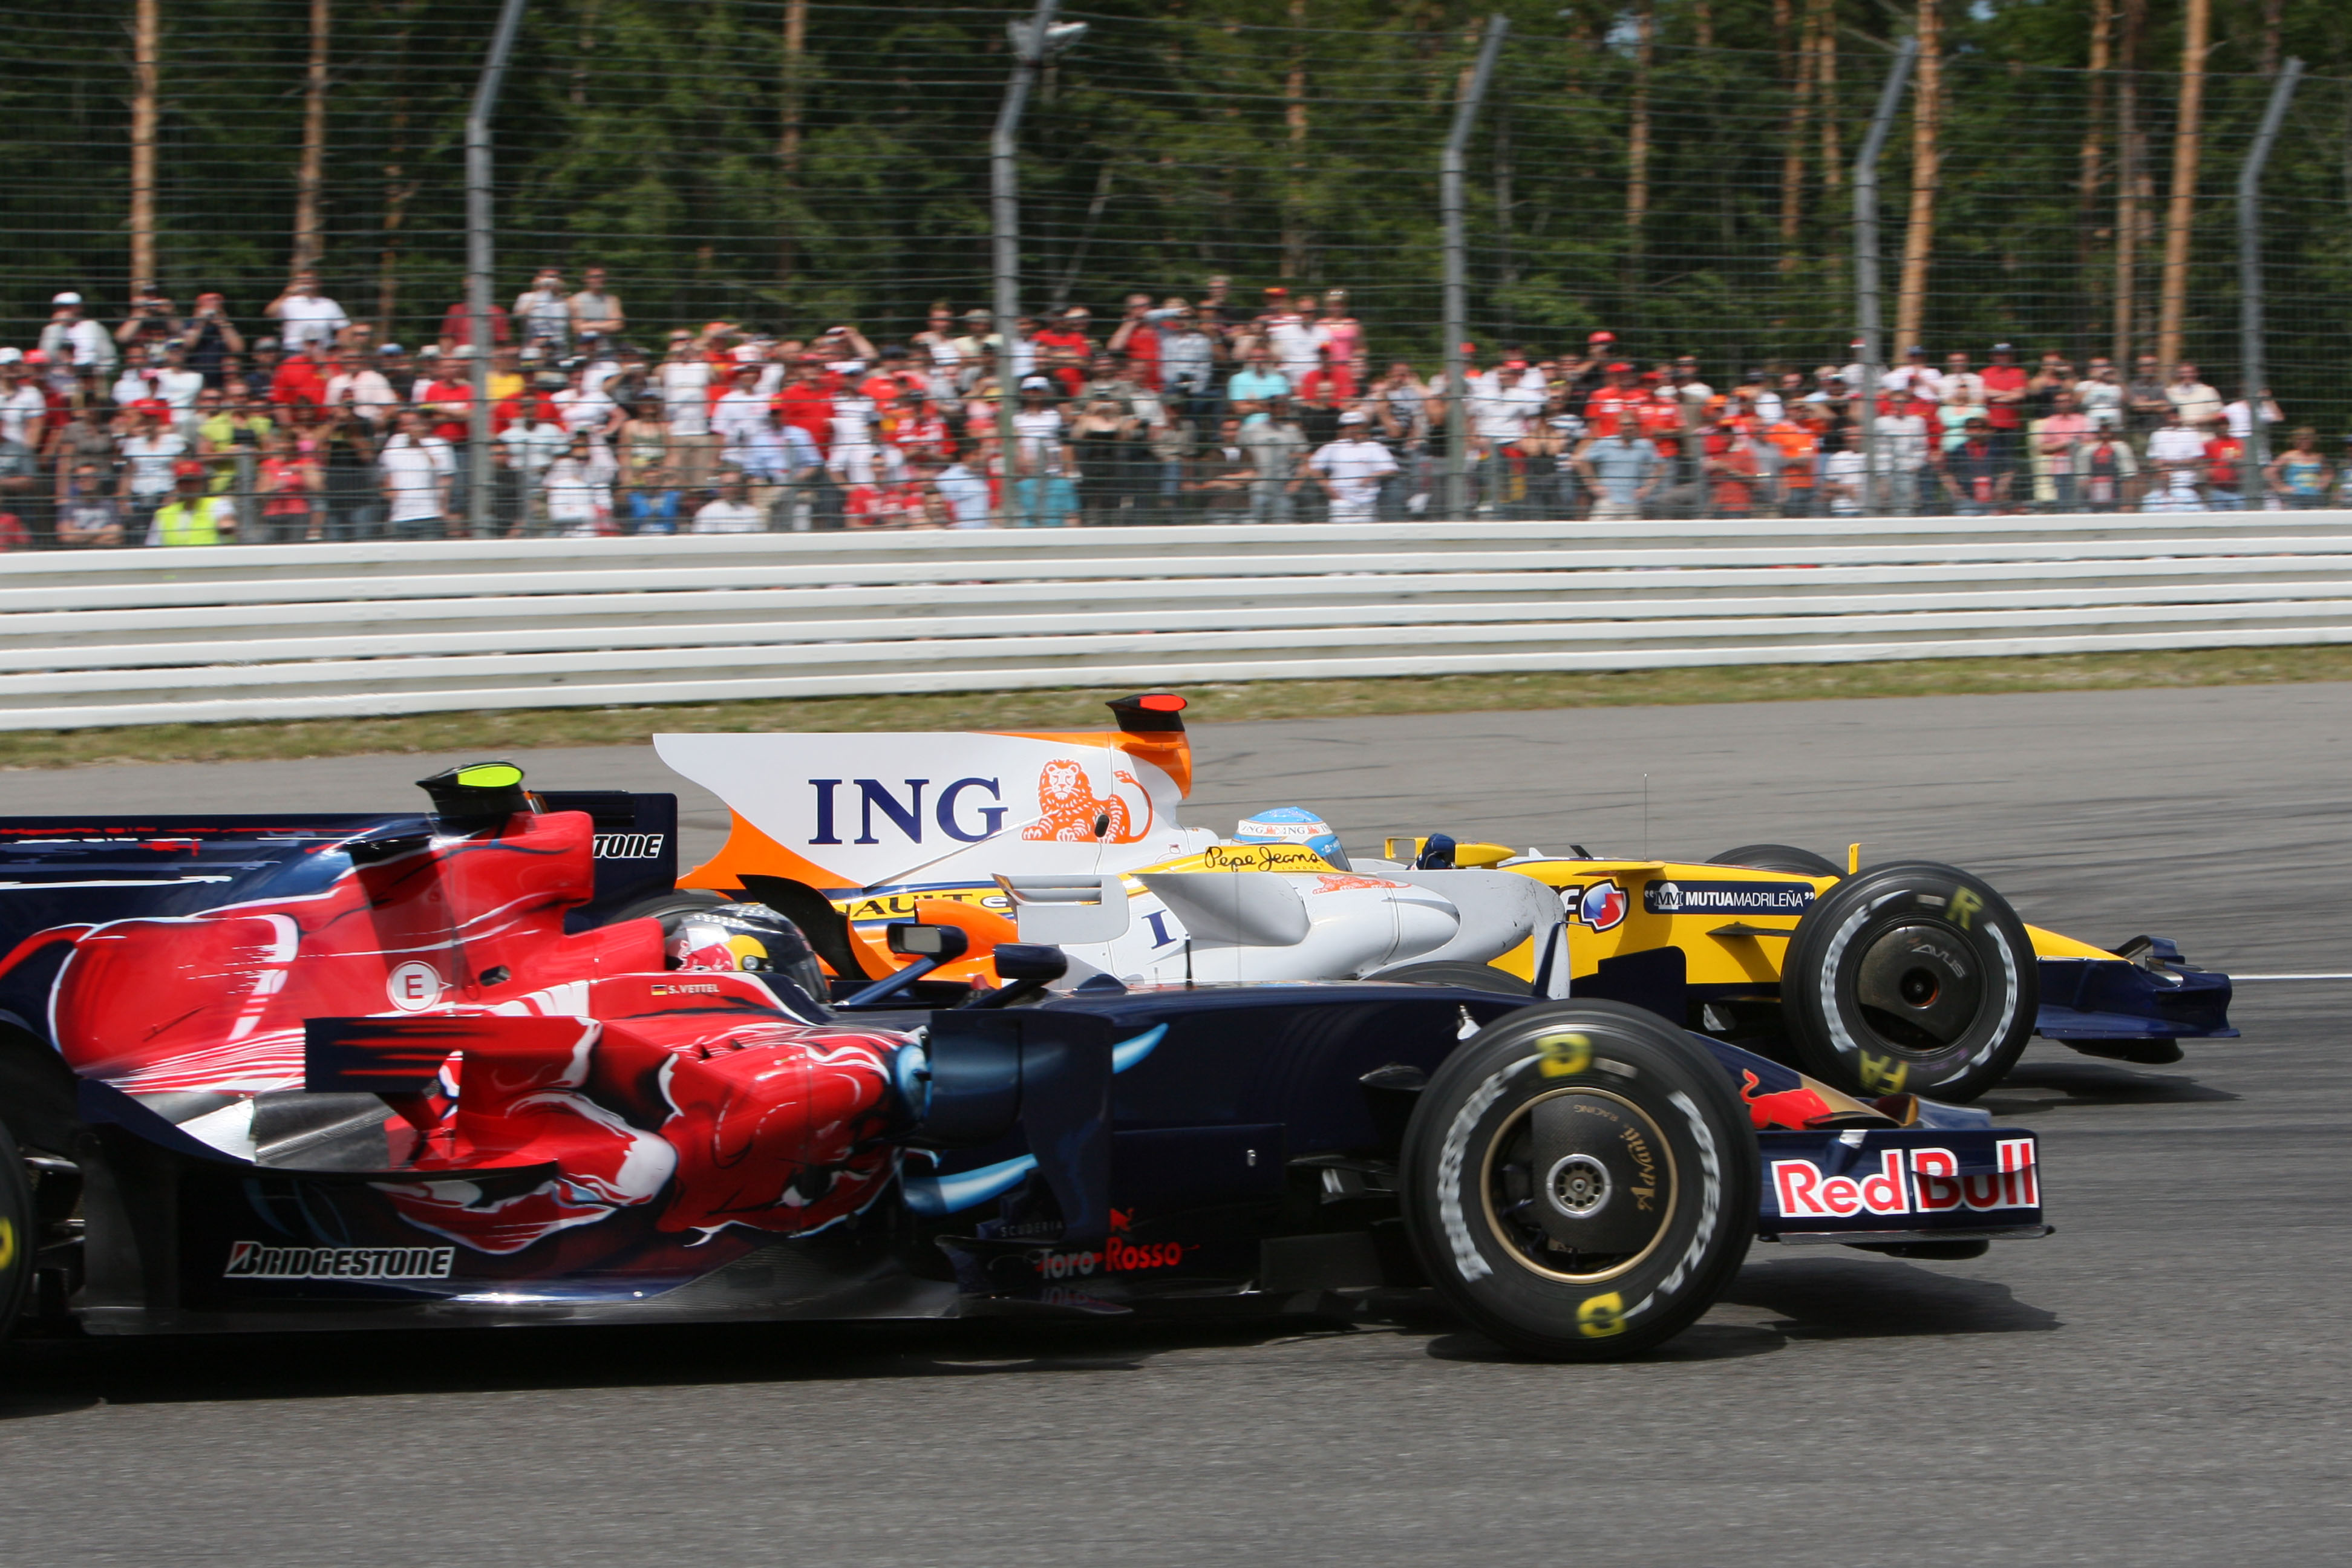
[1772,1138,2038,1220]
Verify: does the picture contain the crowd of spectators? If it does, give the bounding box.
[0,269,2336,548]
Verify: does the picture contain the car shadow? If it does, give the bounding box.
[1981,1057,2240,1114]
[1722,1253,2061,1339]
[1421,1250,2059,1364]
[0,1312,1359,1416]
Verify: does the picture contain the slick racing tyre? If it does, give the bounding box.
[0,1121,34,1344]
[1368,961,1534,996]
[1707,844,1843,878]
[1780,861,2038,1103]
[1399,1001,1756,1361]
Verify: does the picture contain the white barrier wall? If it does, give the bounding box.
[4,515,2350,730]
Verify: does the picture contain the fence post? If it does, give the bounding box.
[2238,57,2302,498]
[1853,35,1915,517]
[466,0,528,540]
[993,0,1079,527]
[1441,16,1508,521]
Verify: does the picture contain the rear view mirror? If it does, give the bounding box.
[887,923,970,962]
[991,944,1069,983]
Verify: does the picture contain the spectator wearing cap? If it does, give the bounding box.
[119,399,191,534]
[1979,344,2029,509]
[1583,361,1644,441]
[1469,347,1544,512]
[266,270,350,353]
[1010,376,1074,528]
[39,292,117,376]
[0,351,47,454]
[148,459,237,546]
[514,268,573,354]
[1308,409,1397,525]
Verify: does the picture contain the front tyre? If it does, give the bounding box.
[1399,1001,1755,1361]
[1780,860,2038,1102]
[0,1121,35,1343]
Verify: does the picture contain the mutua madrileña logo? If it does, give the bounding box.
[224,1242,455,1281]
[1642,880,1817,916]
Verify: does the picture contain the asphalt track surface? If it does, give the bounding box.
[3,685,2350,1566]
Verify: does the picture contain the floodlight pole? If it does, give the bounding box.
[2238,57,2302,493]
[466,0,528,538]
[994,0,1064,524]
[1853,35,1915,516]
[1442,16,1509,520]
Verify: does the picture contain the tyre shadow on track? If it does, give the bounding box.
[1420,1253,2057,1364]
[1980,1058,2239,1116]
[0,1313,1365,1416]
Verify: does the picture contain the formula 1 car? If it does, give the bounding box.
[0,763,2048,1359]
[655,694,2235,1103]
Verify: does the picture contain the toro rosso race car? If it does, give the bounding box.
[655,694,2235,1105]
[0,763,2047,1359]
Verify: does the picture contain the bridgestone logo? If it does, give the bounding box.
[593,832,666,859]
[224,1242,455,1281]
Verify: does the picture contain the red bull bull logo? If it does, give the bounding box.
[1740,1070,1839,1131]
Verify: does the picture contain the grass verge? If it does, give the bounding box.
[5,644,2349,770]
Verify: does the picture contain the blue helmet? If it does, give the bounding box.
[1232,806,1351,871]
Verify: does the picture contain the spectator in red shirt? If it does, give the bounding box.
[1704,423,1762,519]
[771,358,836,455]
[1032,308,1093,397]
[1106,294,1162,391]
[2203,429,2249,511]
[1583,362,1644,439]
[1981,342,2030,509]
[270,342,331,407]
[437,299,512,355]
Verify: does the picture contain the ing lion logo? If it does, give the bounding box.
[1021,759,1152,843]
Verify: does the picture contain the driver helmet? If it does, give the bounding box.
[1232,806,1351,871]
[668,902,830,1010]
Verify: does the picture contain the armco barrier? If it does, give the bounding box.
[3,515,2350,730]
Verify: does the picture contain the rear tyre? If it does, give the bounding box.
[1707,844,1843,877]
[0,1121,36,1344]
[1399,1001,1755,1361]
[1780,860,2038,1102]
[1367,961,1533,996]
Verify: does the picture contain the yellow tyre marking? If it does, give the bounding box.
[1577,1292,1627,1338]
[1537,1031,1593,1079]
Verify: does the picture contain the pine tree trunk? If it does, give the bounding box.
[2077,0,2111,350]
[2156,0,2209,371]
[779,0,807,290]
[1894,0,1942,354]
[1813,0,1843,292]
[1282,0,1307,280]
[2112,0,2144,368]
[1778,0,1814,272]
[130,0,158,294]
[1625,0,1653,294]
[292,0,329,279]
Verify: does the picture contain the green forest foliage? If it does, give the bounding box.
[6,1,2352,418]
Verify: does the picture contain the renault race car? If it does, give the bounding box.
[0,763,2048,1361]
[655,694,2235,1103]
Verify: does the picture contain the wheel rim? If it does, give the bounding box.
[1850,920,1986,1054]
[1479,1087,1678,1284]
